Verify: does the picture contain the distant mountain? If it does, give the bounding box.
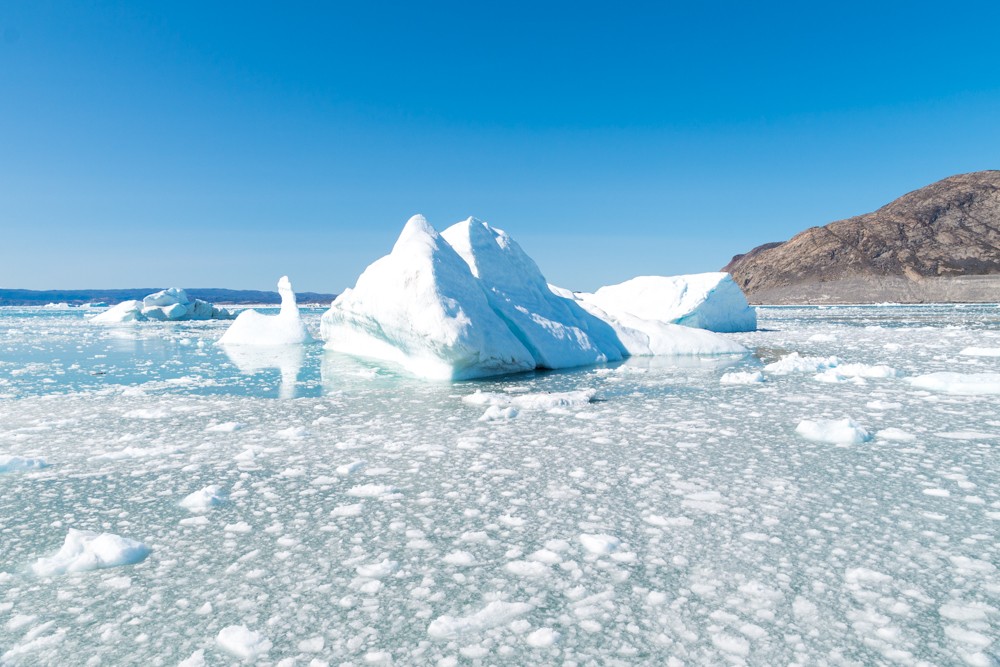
[0,288,338,307]
[724,171,1000,304]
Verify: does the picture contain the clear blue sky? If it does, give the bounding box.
[2,1,999,293]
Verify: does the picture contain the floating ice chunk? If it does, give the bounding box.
[442,218,625,369]
[218,276,311,346]
[321,215,536,380]
[764,353,839,374]
[31,529,150,576]
[206,422,243,433]
[877,428,916,442]
[90,288,233,323]
[442,550,476,566]
[347,484,398,498]
[177,649,205,667]
[579,533,621,555]
[959,347,1000,357]
[0,455,47,473]
[906,372,1000,395]
[89,300,145,323]
[427,601,533,640]
[795,418,872,445]
[720,370,765,384]
[580,273,756,333]
[179,485,227,513]
[815,363,900,382]
[356,559,398,578]
[216,625,272,660]
[526,627,560,648]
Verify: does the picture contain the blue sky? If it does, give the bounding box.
[2,1,999,292]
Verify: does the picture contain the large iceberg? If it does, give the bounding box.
[441,218,625,368]
[321,216,747,380]
[90,288,234,323]
[320,216,537,380]
[218,276,310,346]
[577,273,757,333]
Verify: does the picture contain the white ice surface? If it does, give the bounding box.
[30,529,151,576]
[442,218,625,369]
[580,272,757,333]
[218,276,311,346]
[1,303,998,666]
[321,216,746,379]
[320,216,536,380]
[90,289,233,323]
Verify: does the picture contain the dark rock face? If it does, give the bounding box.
[724,171,1000,303]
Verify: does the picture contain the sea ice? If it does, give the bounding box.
[0,455,47,473]
[907,372,1000,395]
[178,485,227,512]
[218,276,311,345]
[795,418,872,445]
[216,625,272,660]
[90,288,233,323]
[31,529,151,576]
[576,272,757,333]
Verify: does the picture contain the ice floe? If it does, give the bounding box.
[90,288,233,323]
[795,417,872,445]
[907,372,1000,395]
[217,276,311,346]
[31,529,151,576]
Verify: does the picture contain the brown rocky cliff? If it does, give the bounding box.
[724,171,1000,303]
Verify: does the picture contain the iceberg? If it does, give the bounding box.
[578,273,757,333]
[90,288,234,323]
[218,276,310,346]
[441,218,625,368]
[320,215,537,380]
[321,215,748,380]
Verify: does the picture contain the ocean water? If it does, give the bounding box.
[1,305,998,665]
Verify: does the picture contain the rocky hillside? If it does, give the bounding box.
[724,171,1000,303]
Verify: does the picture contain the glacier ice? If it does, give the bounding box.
[577,272,757,333]
[321,216,747,379]
[218,276,310,346]
[320,215,537,380]
[441,218,625,369]
[90,288,233,323]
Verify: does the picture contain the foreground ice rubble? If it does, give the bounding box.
[321,216,747,379]
[218,276,311,346]
[2,291,999,666]
[90,288,233,323]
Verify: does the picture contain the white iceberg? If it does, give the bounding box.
[321,215,747,380]
[218,276,310,346]
[320,215,536,380]
[31,529,151,576]
[441,218,625,368]
[577,273,757,333]
[90,288,233,323]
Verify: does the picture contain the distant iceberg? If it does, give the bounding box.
[575,273,757,333]
[218,276,311,346]
[321,216,748,380]
[90,288,234,323]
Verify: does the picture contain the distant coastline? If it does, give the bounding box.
[0,288,338,307]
